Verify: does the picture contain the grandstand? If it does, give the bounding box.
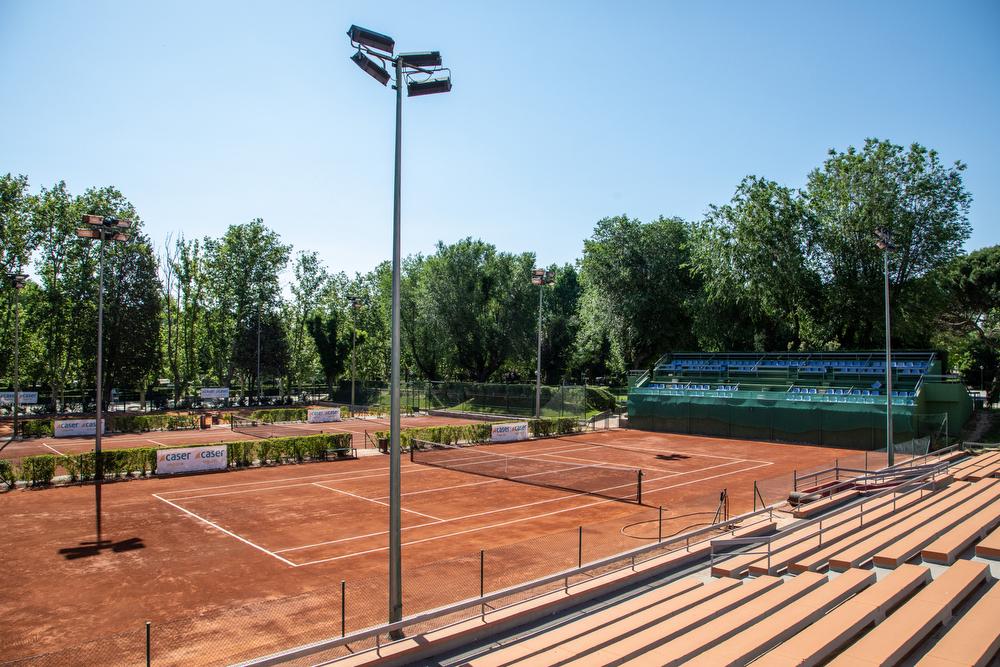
[628,351,973,450]
[282,446,1000,667]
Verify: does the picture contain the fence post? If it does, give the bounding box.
[578,526,583,568]
[341,580,346,638]
[145,621,151,667]
[658,506,663,543]
[480,549,485,617]
[793,468,798,491]
[753,481,757,511]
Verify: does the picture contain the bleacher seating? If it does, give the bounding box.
[345,449,1000,667]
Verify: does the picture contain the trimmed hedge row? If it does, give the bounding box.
[247,406,351,423]
[16,414,199,438]
[4,433,354,487]
[375,417,584,451]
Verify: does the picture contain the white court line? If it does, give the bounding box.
[595,441,772,465]
[42,443,67,456]
[152,493,296,567]
[311,482,444,521]
[293,461,775,566]
[278,457,757,554]
[535,450,678,475]
[147,439,168,446]
[276,469,677,554]
[160,442,609,501]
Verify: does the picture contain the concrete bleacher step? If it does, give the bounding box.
[549,575,784,666]
[975,523,1000,560]
[459,576,717,667]
[747,564,930,667]
[872,481,1000,568]
[828,479,999,571]
[791,489,861,519]
[968,460,1000,482]
[953,452,1000,481]
[683,568,875,667]
[921,495,1000,565]
[713,486,925,579]
[788,481,973,574]
[915,579,1000,667]
[827,559,990,667]
[616,572,828,667]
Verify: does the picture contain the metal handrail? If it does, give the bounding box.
[238,502,783,666]
[709,454,962,574]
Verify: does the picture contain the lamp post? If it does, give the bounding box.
[7,273,28,441]
[531,269,555,419]
[875,228,895,465]
[347,24,452,631]
[77,214,131,541]
[347,295,361,414]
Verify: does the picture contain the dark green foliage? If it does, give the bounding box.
[20,455,57,486]
[19,420,54,437]
[108,414,199,433]
[0,459,16,489]
[376,417,582,451]
[308,309,352,396]
[249,408,308,423]
[225,433,352,467]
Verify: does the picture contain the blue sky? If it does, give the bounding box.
[2,0,998,277]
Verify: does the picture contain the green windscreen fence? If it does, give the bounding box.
[627,389,931,450]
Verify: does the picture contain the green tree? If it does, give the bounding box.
[936,245,1000,403]
[0,173,39,384]
[689,177,820,351]
[307,309,352,397]
[539,263,581,383]
[287,250,329,389]
[804,139,972,348]
[578,215,697,374]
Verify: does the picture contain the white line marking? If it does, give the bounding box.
[286,461,774,567]
[294,462,775,566]
[152,493,296,566]
[42,443,66,456]
[311,482,444,521]
[147,439,168,446]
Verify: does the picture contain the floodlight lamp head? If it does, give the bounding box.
[407,76,451,97]
[11,273,28,289]
[351,50,391,86]
[398,51,442,68]
[347,25,394,55]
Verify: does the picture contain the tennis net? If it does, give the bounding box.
[231,417,318,440]
[410,439,643,503]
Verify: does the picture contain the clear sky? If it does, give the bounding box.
[2,0,998,277]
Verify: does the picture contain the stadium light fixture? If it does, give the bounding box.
[347,25,451,633]
[398,51,442,68]
[532,269,556,418]
[77,214,131,543]
[351,50,391,86]
[874,227,895,465]
[347,24,395,55]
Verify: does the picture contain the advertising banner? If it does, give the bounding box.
[54,419,106,438]
[307,408,342,423]
[156,445,228,475]
[491,421,529,443]
[0,391,39,405]
[199,387,230,399]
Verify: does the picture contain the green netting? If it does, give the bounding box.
[627,388,924,450]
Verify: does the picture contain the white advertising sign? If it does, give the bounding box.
[156,445,228,475]
[54,419,106,438]
[308,408,342,423]
[491,421,529,443]
[199,387,230,399]
[0,391,39,404]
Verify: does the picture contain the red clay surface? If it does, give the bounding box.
[0,426,860,665]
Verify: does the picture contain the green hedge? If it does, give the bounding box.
[227,433,353,467]
[247,406,351,423]
[109,414,200,433]
[18,420,54,438]
[375,417,583,451]
[6,433,353,489]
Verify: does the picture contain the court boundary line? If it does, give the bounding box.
[311,482,444,521]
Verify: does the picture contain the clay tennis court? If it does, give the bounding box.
[0,428,859,665]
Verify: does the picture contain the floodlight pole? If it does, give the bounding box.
[348,297,359,414]
[256,303,262,404]
[388,54,404,630]
[9,274,26,441]
[94,236,107,539]
[882,242,894,466]
[535,285,544,419]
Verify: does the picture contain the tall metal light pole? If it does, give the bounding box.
[8,273,28,441]
[256,303,262,404]
[348,25,452,631]
[347,295,361,413]
[875,228,895,465]
[77,215,131,541]
[531,269,555,419]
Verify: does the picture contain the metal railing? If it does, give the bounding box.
[709,447,966,575]
[237,501,782,666]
